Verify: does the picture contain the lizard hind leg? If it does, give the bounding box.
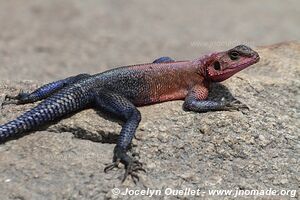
[92,90,145,183]
[3,73,90,105]
[152,56,175,63]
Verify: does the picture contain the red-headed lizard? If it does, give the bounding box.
[1,45,260,182]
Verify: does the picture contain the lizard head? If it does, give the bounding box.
[203,45,260,82]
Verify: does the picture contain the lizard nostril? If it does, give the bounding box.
[213,61,221,70]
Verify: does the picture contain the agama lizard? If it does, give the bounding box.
[0,45,259,182]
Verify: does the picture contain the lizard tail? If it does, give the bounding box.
[0,87,91,142]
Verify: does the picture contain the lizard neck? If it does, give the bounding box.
[191,53,217,81]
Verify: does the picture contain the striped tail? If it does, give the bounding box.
[0,87,91,142]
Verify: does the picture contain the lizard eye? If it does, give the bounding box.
[229,51,240,60]
[213,61,221,70]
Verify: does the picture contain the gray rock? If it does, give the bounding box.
[0,42,299,199]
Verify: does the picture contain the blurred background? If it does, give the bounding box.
[0,0,299,81]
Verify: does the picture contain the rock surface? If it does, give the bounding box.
[0,42,299,199]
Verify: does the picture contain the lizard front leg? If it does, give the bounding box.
[92,89,145,183]
[183,85,248,112]
[3,73,90,105]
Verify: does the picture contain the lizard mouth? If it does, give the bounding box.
[211,54,260,82]
[229,54,260,71]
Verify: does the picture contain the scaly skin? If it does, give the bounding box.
[0,45,259,183]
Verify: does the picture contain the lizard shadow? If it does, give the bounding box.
[40,108,123,144]
[207,82,238,101]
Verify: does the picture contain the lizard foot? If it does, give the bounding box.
[2,92,29,106]
[2,95,18,106]
[6,91,29,100]
[104,146,145,184]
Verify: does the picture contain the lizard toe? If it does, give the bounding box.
[104,160,120,173]
[122,159,145,184]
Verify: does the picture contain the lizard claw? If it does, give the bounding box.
[122,159,146,184]
[2,92,25,106]
[2,92,32,106]
[2,99,19,106]
[104,160,121,173]
[104,146,146,183]
[2,95,18,107]
[223,99,249,111]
